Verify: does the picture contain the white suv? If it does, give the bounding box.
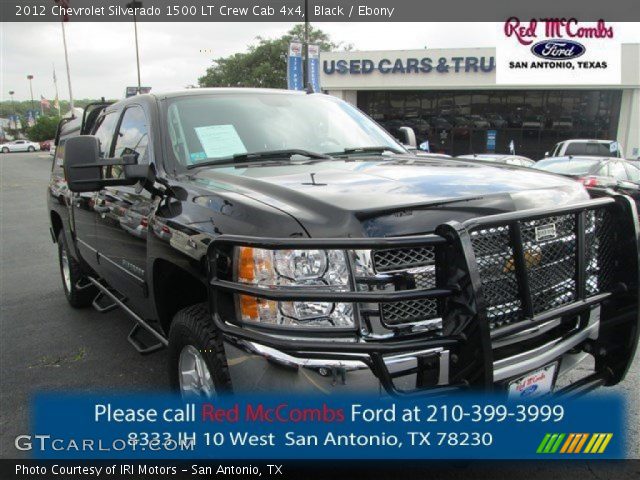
[546,139,622,159]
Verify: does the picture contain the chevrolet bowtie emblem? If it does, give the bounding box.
[504,249,542,273]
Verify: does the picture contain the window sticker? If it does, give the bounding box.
[194,124,247,160]
[190,151,207,162]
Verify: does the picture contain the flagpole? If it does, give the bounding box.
[53,63,61,117]
[61,20,74,115]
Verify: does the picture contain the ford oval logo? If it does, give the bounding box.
[531,40,586,60]
[521,384,539,397]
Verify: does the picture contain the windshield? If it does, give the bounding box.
[164,92,404,167]
[534,158,600,175]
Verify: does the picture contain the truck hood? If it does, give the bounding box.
[187,156,589,237]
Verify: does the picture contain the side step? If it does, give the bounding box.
[87,277,169,354]
[92,291,119,313]
[128,324,165,355]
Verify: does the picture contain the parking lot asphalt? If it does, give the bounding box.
[1,152,638,466]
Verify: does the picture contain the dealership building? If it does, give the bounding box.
[320,45,640,159]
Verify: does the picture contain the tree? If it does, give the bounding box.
[198,24,351,89]
[26,115,61,141]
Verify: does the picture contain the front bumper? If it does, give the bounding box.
[208,196,640,397]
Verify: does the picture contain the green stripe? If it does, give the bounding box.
[550,433,566,453]
[537,434,552,453]
[544,434,559,453]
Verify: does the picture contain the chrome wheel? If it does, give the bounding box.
[60,246,72,292]
[178,345,215,397]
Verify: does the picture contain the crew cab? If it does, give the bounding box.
[48,89,640,398]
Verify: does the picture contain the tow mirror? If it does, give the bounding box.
[398,126,417,148]
[64,136,153,192]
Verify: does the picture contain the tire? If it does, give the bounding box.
[1,147,8,153]
[57,230,97,308]
[28,146,35,152]
[168,303,232,396]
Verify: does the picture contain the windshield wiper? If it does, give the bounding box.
[329,146,405,156]
[187,149,330,169]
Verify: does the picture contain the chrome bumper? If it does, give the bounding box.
[223,307,600,395]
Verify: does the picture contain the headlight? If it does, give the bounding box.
[235,247,354,328]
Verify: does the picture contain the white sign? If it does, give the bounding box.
[194,124,247,160]
[497,19,621,85]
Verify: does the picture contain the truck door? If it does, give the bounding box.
[93,105,153,316]
[71,110,120,270]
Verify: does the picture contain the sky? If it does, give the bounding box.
[1,22,639,101]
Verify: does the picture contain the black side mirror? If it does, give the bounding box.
[398,126,417,148]
[64,136,153,192]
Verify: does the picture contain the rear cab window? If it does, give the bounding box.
[565,142,615,157]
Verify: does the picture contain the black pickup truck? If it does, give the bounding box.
[48,89,639,398]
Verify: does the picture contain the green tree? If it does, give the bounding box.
[198,24,350,89]
[26,115,61,141]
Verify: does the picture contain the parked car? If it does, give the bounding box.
[533,157,640,202]
[545,139,623,158]
[48,88,639,399]
[522,116,544,130]
[486,114,508,129]
[466,115,490,129]
[0,139,40,153]
[428,116,453,131]
[40,139,54,151]
[551,117,574,129]
[456,154,535,167]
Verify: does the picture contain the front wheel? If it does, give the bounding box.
[1,147,9,153]
[168,303,232,397]
[57,231,97,307]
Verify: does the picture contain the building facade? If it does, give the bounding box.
[320,45,640,159]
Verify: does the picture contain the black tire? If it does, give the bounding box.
[28,146,35,152]
[1,147,9,153]
[57,230,97,308]
[168,303,232,395]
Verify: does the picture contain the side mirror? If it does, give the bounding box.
[64,135,152,192]
[544,151,550,157]
[398,126,417,148]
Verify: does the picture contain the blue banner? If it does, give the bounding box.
[487,129,497,152]
[307,44,321,92]
[287,42,303,91]
[25,393,626,460]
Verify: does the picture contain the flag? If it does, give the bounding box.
[509,140,515,154]
[54,0,70,22]
[40,95,51,109]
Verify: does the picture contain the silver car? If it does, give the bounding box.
[0,139,41,153]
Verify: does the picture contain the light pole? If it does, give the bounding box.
[8,90,15,111]
[127,1,143,92]
[26,75,35,111]
[8,90,15,129]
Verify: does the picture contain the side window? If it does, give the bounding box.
[553,143,563,156]
[110,106,149,180]
[92,112,119,158]
[113,106,149,163]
